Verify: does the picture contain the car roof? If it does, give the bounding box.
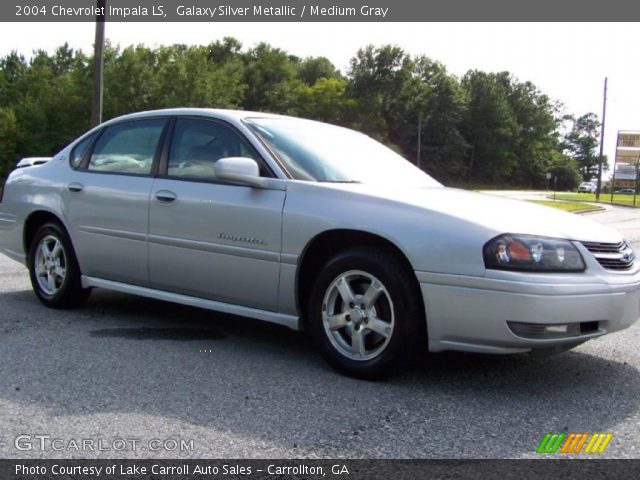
[103,108,288,126]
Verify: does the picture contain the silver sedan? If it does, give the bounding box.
[1,108,639,378]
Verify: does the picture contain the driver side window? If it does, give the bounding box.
[167,118,261,181]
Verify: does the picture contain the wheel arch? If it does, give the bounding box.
[296,229,426,331]
[23,210,72,258]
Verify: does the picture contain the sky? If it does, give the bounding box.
[1,22,639,166]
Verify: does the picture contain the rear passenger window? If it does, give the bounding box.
[69,133,95,169]
[167,118,261,180]
[88,119,165,175]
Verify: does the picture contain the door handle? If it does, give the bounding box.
[155,190,177,203]
[67,182,84,193]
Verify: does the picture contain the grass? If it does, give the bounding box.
[529,199,603,213]
[553,192,640,208]
[449,182,538,191]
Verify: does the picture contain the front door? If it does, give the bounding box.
[148,117,285,310]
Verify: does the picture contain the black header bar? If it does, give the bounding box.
[2,459,640,480]
[4,0,640,22]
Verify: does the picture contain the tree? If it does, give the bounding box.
[271,77,353,123]
[411,56,468,180]
[0,51,27,103]
[346,45,415,140]
[297,56,341,85]
[0,106,18,181]
[206,37,242,64]
[562,113,602,180]
[103,44,159,116]
[505,81,561,188]
[0,40,593,189]
[460,71,519,183]
[241,43,298,111]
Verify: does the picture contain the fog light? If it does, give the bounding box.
[508,322,582,339]
[545,325,569,334]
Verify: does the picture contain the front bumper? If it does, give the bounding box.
[417,262,640,354]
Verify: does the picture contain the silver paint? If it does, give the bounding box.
[0,108,639,352]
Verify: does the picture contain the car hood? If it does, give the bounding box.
[325,184,623,244]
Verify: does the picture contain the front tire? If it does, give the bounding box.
[307,247,424,379]
[28,222,90,308]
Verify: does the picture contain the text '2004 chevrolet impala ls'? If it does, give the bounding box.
[1,109,639,378]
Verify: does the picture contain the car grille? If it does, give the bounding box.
[580,241,635,271]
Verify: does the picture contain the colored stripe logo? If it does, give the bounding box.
[537,432,613,454]
[537,433,566,454]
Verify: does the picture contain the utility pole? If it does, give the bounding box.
[417,114,422,169]
[90,0,106,128]
[596,77,607,200]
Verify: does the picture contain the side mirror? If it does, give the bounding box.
[214,157,263,188]
[214,157,286,191]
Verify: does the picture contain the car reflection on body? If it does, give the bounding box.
[0,109,639,378]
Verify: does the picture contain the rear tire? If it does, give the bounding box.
[307,246,424,380]
[28,222,90,308]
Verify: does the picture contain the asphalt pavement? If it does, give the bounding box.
[1,204,639,459]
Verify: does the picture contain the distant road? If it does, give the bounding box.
[584,203,640,249]
[481,189,577,201]
[482,190,640,249]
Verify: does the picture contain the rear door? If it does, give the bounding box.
[62,117,168,286]
[148,117,286,310]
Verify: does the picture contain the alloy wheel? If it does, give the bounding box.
[34,234,67,296]
[321,270,395,361]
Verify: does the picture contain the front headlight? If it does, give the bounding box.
[483,234,585,272]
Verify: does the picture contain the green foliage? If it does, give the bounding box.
[271,77,354,123]
[412,56,469,180]
[0,39,593,189]
[0,106,19,182]
[242,42,298,111]
[0,44,92,171]
[461,71,519,183]
[297,57,341,85]
[562,113,602,179]
[529,200,602,212]
[547,152,581,191]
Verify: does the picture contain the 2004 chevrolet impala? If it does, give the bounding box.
[1,109,639,378]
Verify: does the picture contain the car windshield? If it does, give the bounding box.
[245,117,441,187]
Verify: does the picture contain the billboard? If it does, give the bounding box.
[618,132,640,148]
[612,131,640,189]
